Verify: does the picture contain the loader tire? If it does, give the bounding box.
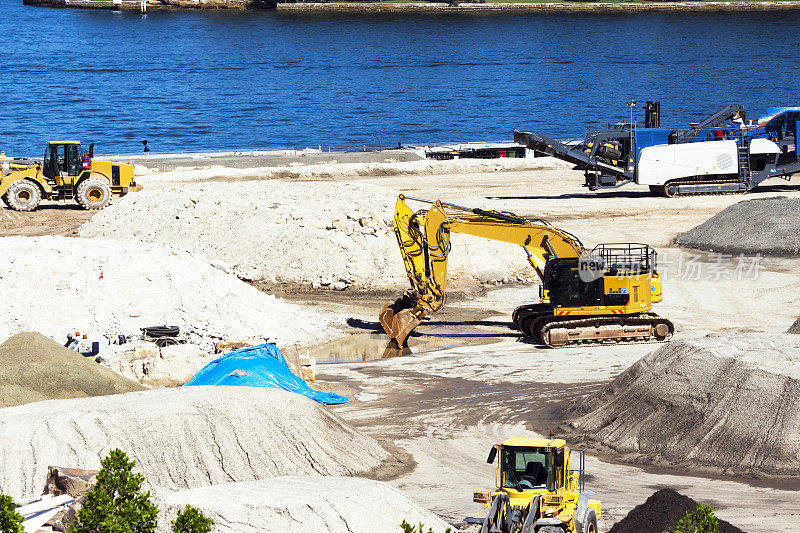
[1,194,10,208]
[5,180,41,211]
[585,509,598,533]
[77,178,111,210]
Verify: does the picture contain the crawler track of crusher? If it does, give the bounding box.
[512,305,674,348]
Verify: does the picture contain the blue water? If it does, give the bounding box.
[2,3,799,155]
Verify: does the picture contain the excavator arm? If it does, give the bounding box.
[380,195,584,346]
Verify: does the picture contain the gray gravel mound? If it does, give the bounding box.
[569,333,800,476]
[156,477,452,533]
[0,332,143,408]
[675,197,800,255]
[788,317,800,334]
[0,386,390,500]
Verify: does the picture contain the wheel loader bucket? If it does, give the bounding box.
[379,298,421,347]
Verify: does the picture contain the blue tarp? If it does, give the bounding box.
[183,343,348,405]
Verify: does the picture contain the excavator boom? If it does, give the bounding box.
[381,195,583,346]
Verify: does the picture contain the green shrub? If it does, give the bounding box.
[400,519,452,533]
[0,494,24,533]
[171,505,214,533]
[674,503,719,533]
[71,449,158,533]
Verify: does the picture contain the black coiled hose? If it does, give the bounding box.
[142,325,180,338]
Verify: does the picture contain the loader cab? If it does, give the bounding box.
[497,443,564,493]
[43,141,83,180]
[479,437,572,505]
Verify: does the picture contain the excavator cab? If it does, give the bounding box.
[542,244,659,311]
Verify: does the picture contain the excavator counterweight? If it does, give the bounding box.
[380,195,673,348]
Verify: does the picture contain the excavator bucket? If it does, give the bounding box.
[379,294,421,347]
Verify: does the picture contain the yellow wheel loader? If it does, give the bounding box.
[469,437,600,533]
[379,195,673,348]
[0,141,141,211]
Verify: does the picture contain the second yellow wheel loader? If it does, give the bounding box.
[379,195,673,348]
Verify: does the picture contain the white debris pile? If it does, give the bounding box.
[79,181,537,289]
[570,333,800,476]
[0,236,336,350]
[156,477,452,533]
[137,154,572,184]
[97,341,216,388]
[0,387,391,500]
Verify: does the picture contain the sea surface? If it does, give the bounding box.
[2,3,799,155]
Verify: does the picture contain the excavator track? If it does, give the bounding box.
[511,303,551,331]
[536,314,674,348]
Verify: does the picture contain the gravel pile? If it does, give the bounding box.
[675,197,800,255]
[0,386,391,500]
[78,181,535,289]
[0,332,143,408]
[608,489,743,533]
[569,333,800,476]
[0,236,336,350]
[156,477,451,533]
[788,317,800,334]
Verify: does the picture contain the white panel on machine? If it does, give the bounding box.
[749,137,781,154]
[636,140,738,186]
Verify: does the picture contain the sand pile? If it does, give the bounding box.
[0,236,335,350]
[0,332,143,408]
[569,333,800,476]
[0,386,391,500]
[675,197,800,255]
[137,155,572,184]
[157,477,451,533]
[79,181,536,289]
[608,489,743,533]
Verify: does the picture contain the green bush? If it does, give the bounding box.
[400,519,452,533]
[0,494,24,533]
[71,449,159,533]
[172,505,214,533]
[674,503,719,533]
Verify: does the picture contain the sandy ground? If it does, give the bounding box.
[5,153,800,531]
[0,202,93,237]
[296,163,800,531]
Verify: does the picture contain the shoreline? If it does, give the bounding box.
[22,0,800,13]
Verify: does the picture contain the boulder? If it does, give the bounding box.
[43,467,98,498]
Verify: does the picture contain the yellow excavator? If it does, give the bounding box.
[379,195,673,348]
[469,437,600,533]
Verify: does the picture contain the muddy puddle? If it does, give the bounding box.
[308,332,460,364]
